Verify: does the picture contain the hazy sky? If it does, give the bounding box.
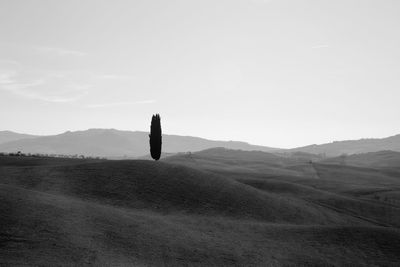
[0,0,399,148]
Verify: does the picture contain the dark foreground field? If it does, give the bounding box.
[1,151,400,266]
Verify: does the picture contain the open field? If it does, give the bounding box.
[1,152,400,266]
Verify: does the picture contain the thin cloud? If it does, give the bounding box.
[0,42,87,57]
[0,59,20,66]
[86,100,156,108]
[311,44,330,49]
[0,67,144,105]
[0,70,90,103]
[34,46,87,56]
[99,74,135,80]
[250,0,273,4]
[0,71,17,84]
[1,80,88,103]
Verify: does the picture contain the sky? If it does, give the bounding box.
[0,0,399,148]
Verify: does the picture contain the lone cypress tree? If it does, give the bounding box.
[149,114,162,160]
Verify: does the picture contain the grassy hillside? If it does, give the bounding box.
[164,147,312,177]
[0,156,355,225]
[2,184,399,266]
[321,150,400,169]
[1,154,400,266]
[0,129,277,158]
[164,149,400,227]
[285,134,400,156]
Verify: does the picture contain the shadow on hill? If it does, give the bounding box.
[239,177,400,228]
[0,158,359,225]
[1,155,400,266]
[163,149,400,228]
[1,183,400,266]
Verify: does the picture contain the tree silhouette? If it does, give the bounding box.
[149,114,162,160]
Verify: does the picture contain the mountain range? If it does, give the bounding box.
[0,131,38,144]
[0,129,399,158]
[0,129,277,158]
[285,134,400,156]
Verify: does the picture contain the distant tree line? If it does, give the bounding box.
[1,114,163,161]
[0,151,106,160]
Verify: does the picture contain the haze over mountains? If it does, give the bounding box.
[0,131,38,144]
[1,129,399,158]
[286,134,400,157]
[0,129,277,158]
[321,150,400,169]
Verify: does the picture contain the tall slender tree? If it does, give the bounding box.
[149,114,162,160]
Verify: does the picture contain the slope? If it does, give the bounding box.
[0,129,277,158]
[0,156,354,225]
[0,130,38,144]
[164,148,400,228]
[285,134,400,157]
[1,156,400,266]
[322,150,400,169]
[1,184,399,266]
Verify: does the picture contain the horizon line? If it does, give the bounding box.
[1,128,399,150]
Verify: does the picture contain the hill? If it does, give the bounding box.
[1,155,400,265]
[322,150,400,169]
[0,130,38,144]
[0,155,354,225]
[164,148,400,227]
[2,129,400,158]
[0,129,277,158]
[285,134,400,157]
[164,147,319,178]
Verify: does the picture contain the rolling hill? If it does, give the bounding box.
[2,129,400,159]
[164,148,400,227]
[163,147,319,178]
[1,155,400,266]
[0,155,354,225]
[285,134,400,157]
[0,129,277,158]
[0,130,38,144]
[321,150,400,169]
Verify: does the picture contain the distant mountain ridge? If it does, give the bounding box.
[321,150,400,168]
[0,131,38,144]
[0,129,278,158]
[285,134,400,157]
[1,129,399,158]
